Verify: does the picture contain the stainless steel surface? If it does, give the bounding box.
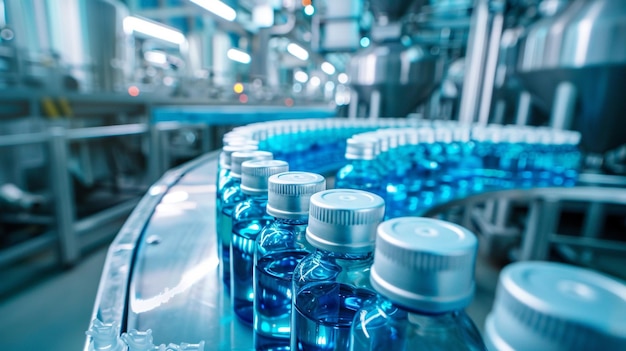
[3,0,130,92]
[517,0,626,152]
[349,42,437,117]
[369,0,425,22]
[88,151,254,349]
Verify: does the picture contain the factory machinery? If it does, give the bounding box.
[0,0,624,347]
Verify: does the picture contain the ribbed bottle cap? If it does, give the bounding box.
[566,130,581,145]
[306,189,385,254]
[502,127,524,144]
[220,144,258,168]
[231,151,273,177]
[435,128,453,143]
[267,172,326,219]
[345,138,378,160]
[452,127,471,142]
[418,127,435,144]
[241,160,289,195]
[371,217,477,313]
[485,262,626,351]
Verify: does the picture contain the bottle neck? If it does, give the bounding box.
[244,192,268,202]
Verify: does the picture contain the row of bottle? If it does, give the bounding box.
[216,146,486,350]
[213,148,624,351]
[226,118,423,173]
[335,125,582,217]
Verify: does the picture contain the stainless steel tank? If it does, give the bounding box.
[516,0,626,153]
[3,0,131,92]
[349,42,438,117]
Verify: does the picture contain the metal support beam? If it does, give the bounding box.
[49,127,79,266]
[520,198,560,261]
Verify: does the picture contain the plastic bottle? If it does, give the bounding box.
[484,261,626,351]
[414,127,439,213]
[254,171,327,351]
[351,217,485,351]
[379,130,408,219]
[335,138,385,201]
[231,159,289,324]
[434,127,454,203]
[291,189,385,351]
[450,126,482,196]
[219,150,273,293]
[562,130,581,186]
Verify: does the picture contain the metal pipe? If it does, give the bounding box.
[66,123,148,140]
[369,89,381,119]
[458,0,489,124]
[478,10,504,125]
[515,91,532,125]
[550,81,577,130]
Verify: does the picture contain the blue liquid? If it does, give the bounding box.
[292,283,376,351]
[255,250,309,350]
[335,161,385,200]
[219,180,245,293]
[232,218,272,324]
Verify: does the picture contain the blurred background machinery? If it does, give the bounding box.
[0,0,625,294]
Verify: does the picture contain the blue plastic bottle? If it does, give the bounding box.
[219,150,273,293]
[335,138,385,201]
[485,261,626,351]
[231,159,289,324]
[414,127,439,213]
[254,171,327,351]
[291,189,385,351]
[378,130,408,219]
[351,217,485,351]
[562,130,581,186]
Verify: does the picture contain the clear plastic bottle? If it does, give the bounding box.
[219,150,273,293]
[291,189,385,351]
[351,217,485,351]
[335,138,385,201]
[231,159,289,324]
[254,171,327,351]
[484,261,626,351]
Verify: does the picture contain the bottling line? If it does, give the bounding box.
[0,0,625,350]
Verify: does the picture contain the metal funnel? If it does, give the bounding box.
[516,0,626,153]
[349,42,438,117]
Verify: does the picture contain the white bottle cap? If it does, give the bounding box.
[306,189,385,254]
[372,217,477,313]
[485,261,626,351]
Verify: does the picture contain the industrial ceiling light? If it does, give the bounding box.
[144,50,168,65]
[321,61,335,75]
[227,48,251,64]
[287,43,309,61]
[189,0,237,22]
[124,16,186,45]
[294,71,309,83]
